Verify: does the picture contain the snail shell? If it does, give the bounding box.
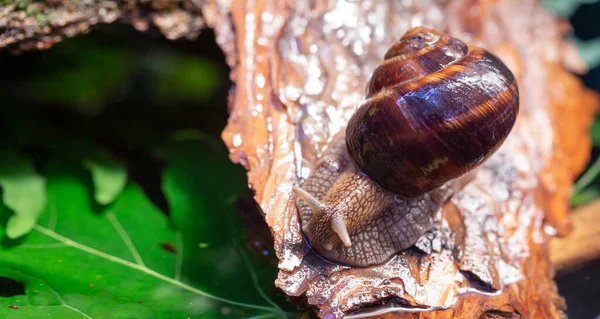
[294,27,519,267]
[347,27,519,198]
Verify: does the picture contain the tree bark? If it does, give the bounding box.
[0,0,204,52]
[551,199,600,271]
[215,1,599,318]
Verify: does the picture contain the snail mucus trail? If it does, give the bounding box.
[293,27,519,267]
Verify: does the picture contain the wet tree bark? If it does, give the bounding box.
[1,0,599,318]
[215,1,598,318]
[0,0,204,52]
[551,200,600,271]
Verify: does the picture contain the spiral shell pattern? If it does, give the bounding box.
[346,27,519,198]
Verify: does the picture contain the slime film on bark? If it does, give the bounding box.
[294,27,519,267]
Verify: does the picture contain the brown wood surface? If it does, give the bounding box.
[211,1,599,318]
[551,200,600,271]
[0,0,204,52]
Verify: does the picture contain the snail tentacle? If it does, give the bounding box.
[292,185,329,214]
[331,215,352,247]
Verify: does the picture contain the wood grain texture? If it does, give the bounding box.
[0,0,204,52]
[208,0,599,318]
[551,200,600,271]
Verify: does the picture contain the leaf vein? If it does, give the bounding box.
[106,211,145,267]
[33,225,277,313]
[237,242,282,313]
[47,282,93,319]
[20,243,69,249]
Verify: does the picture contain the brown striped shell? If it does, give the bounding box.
[347,27,519,198]
[293,27,519,267]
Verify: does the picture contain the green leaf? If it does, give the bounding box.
[573,155,600,196]
[161,138,286,315]
[571,185,600,207]
[590,117,600,147]
[42,138,128,206]
[0,150,46,239]
[152,52,222,104]
[82,153,127,205]
[0,159,288,318]
[23,40,132,115]
[567,36,600,71]
[543,0,599,16]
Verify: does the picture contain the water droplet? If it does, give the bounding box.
[233,134,242,147]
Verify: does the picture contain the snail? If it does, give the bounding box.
[293,27,519,267]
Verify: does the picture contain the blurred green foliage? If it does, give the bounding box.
[19,37,222,116]
[0,25,294,318]
[0,0,34,9]
[571,123,600,207]
[0,150,46,239]
[543,0,600,208]
[82,149,127,205]
[543,0,599,16]
[0,140,290,318]
[24,42,132,115]
[568,36,600,71]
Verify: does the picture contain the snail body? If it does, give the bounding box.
[294,27,519,267]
